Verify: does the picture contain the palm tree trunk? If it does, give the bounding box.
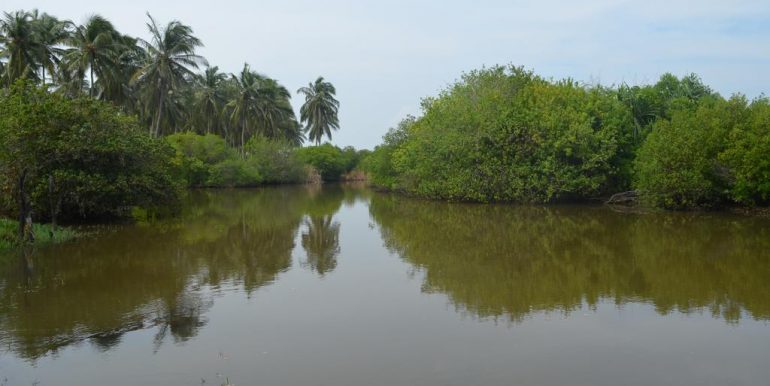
[241,125,246,159]
[90,66,94,98]
[154,96,165,137]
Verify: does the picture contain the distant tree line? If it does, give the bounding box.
[362,65,770,209]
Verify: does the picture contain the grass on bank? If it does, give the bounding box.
[0,218,78,250]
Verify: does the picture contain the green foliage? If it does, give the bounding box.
[633,97,744,209]
[720,98,770,206]
[360,116,414,189]
[168,133,310,187]
[369,66,634,203]
[167,132,235,186]
[205,158,261,187]
[296,144,354,182]
[366,66,770,209]
[0,9,317,148]
[298,76,340,144]
[0,81,182,220]
[617,73,717,143]
[244,136,306,184]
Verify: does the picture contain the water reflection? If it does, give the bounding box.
[2,184,769,368]
[0,186,353,361]
[368,194,770,324]
[301,215,341,276]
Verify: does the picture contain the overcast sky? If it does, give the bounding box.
[5,0,770,149]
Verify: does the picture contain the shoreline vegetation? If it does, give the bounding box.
[360,65,770,211]
[2,10,769,248]
[0,9,365,247]
[0,218,77,251]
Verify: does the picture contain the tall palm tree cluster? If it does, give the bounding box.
[0,9,339,146]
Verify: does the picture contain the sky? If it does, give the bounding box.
[5,0,770,149]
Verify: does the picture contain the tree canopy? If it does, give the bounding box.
[0,9,340,147]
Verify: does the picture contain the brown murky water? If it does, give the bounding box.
[1,185,769,386]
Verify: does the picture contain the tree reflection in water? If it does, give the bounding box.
[301,215,341,276]
[0,186,352,361]
[368,193,770,324]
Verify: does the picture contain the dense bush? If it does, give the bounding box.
[365,66,635,203]
[296,144,362,182]
[365,66,770,209]
[632,96,770,209]
[632,99,739,209]
[245,136,307,184]
[167,133,309,187]
[720,98,770,206]
[360,116,413,189]
[166,132,263,188]
[167,133,236,187]
[206,158,262,187]
[0,81,182,222]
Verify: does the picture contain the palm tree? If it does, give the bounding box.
[280,113,305,146]
[30,11,70,88]
[0,11,41,85]
[63,15,120,98]
[228,64,295,155]
[252,77,294,140]
[193,65,227,134]
[98,34,144,107]
[297,76,340,144]
[132,13,206,137]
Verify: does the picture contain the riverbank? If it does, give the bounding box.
[0,218,78,251]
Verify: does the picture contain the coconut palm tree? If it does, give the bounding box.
[297,76,340,144]
[228,64,295,155]
[193,65,227,134]
[98,34,144,108]
[0,10,41,85]
[63,15,120,98]
[252,77,294,140]
[132,13,206,137]
[30,11,70,88]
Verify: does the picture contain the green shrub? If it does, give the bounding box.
[719,98,770,206]
[374,66,634,202]
[167,132,236,187]
[360,116,414,189]
[206,159,262,187]
[296,144,348,181]
[0,81,182,221]
[244,136,306,184]
[633,98,743,209]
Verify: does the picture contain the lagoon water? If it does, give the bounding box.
[1,185,769,386]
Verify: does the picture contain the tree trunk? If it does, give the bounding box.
[90,66,94,99]
[241,126,246,159]
[153,95,165,137]
[16,170,34,242]
[48,175,60,238]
